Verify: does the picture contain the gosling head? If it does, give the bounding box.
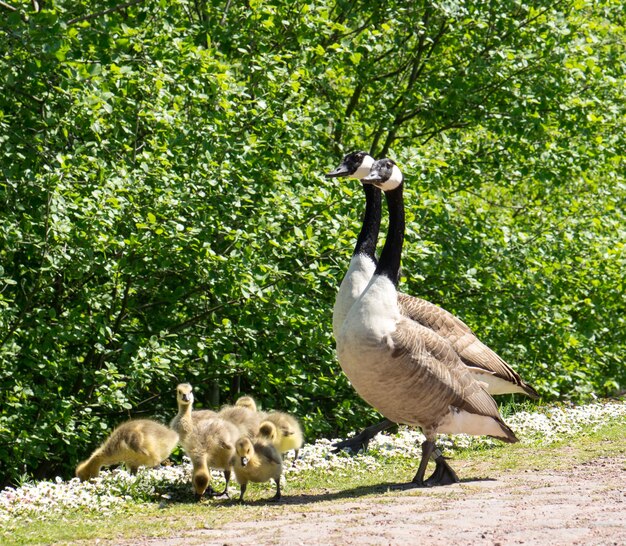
[235,396,257,412]
[361,158,403,191]
[325,151,375,180]
[193,470,210,496]
[235,437,254,467]
[258,421,278,443]
[176,383,194,406]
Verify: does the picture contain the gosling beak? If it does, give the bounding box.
[325,164,350,178]
[241,457,249,467]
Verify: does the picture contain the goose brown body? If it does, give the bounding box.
[75,419,178,481]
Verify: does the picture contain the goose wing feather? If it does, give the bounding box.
[397,292,538,397]
[390,319,506,422]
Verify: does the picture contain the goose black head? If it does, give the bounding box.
[325,151,375,180]
[361,158,403,191]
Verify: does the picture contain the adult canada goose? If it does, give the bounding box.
[260,411,304,462]
[336,158,518,485]
[170,383,216,448]
[75,419,178,481]
[326,151,537,452]
[186,416,240,498]
[231,427,283,502]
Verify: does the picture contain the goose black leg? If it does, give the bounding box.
[332,418,396,453]
[411,441,459,486]
[411,440,436,486]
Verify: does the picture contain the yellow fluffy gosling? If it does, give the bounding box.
[262,411,304,462]
[232,423,283,503]
[75,419,178,481]
[234,395,259,412]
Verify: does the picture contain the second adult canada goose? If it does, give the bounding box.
[336,158,518,485]
[326,151,537,452]
[76,419,178,481]
[231,429,283,502]
[260,411,304,462]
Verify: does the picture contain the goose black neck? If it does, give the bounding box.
[354,183,381,261]
[375,183,404,286]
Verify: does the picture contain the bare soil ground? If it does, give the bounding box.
[123,455,625,546]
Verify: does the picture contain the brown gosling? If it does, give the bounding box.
[170,383,216,449]
[186,416,240,499]
[75,419,178,481]
[232,424,283,503]
[262,411,304,463]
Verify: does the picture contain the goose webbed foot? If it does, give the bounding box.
[424,449,459,486]
[411,441,459,487]
[332,419,395,454]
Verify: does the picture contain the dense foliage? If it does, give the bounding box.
[1,0,624,485]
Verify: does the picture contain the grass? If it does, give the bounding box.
[2,401,625,545]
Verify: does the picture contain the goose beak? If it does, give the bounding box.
[325,164,350,178]
[361,170,383,185]
[240,456,249,467]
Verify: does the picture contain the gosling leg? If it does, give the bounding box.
[238,482,247,503]
[269,478,281,502]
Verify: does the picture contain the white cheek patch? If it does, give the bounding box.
[354,155,375,179]
[379,164,403,190]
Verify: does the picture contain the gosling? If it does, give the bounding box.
[75,419,178,481]
[232,424,283,503]
[186,416,240,499]
[262,411,304,462]
[170,382,216,448]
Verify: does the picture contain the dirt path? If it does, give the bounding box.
[127,456,625,545]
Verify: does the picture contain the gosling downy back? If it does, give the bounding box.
[217,404,262,439]
[75,419,178,481]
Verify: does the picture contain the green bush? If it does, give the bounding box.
[0,0,624,485]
